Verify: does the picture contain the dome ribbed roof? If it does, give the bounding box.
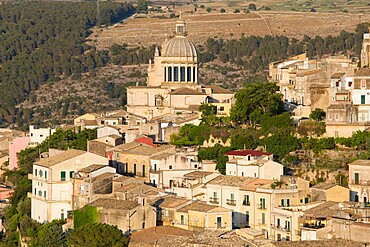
[163,35,197,60]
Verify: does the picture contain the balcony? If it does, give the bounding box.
[242,200,251,206]
[226,199,236,206]
[302,223,326,229]
[257,204,267,210]
[28,174,48,182]
[209,197,219,204]
[271,225,290,232]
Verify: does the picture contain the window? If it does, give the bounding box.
[230,193,235,200]
[361,79,366,88]
[134,164,137,175]
[181,215,185,225]
[281,199,290,207]
[193,67,196,82]
[245,211,249,225]
[243,195,250,205]
[285,220,290,231]
[169,165,172,170]
[261,213,266,224]
[35,169,37,176]
[142,165,145,177]
[34,188,36,195]
[348,81,352,87]
[260,198,266,209]
[180,67,185,82]
[45,171,47,179]
[220,106,224,111]
[155,95,164,107]
[277,218,281,227]
[164,67,167,81]
[70,171,74,179]
[305,197,309,203]
[187,67,191,82]
[361,95,366,104]
[168,67,172,82]
[38,190,42,196]
[174,67,179,81]
[44,191,46,198]
[355,173,359,185]
[61,171,66,181]
[213,192,217,198]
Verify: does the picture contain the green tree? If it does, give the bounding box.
[32,220,66,247]
[248,3,257,11]
[230,82,284,125]
[309,108,326,121]
[206,7,212,12]
[67,223,129,247]
[220,8,226,13]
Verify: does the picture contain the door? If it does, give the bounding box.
[217,216,222,228]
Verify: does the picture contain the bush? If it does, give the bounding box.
[233,9,240,13]
[248,3,256,11]
[206,7,212,12]
[220,8,226,13]
[74,206,99,229]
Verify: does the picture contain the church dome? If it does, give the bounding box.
[162,35,197,60]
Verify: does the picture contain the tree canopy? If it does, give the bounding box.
[67,223,129,247]
[230,82,285,124]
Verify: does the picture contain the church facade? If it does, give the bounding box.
[126,20,234,120]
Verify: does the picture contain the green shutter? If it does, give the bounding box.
[361,95,366,104]
[61,171,66,181]
[70,171,74,179]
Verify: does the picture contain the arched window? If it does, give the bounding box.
[168,67,172,82]
[193,67,196,82]
[180,66,185,82]
[187,67,192,82]
[155,95,164,107]
[164,67,167,82]
[174,67,179,82]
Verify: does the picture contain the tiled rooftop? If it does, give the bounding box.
[35,149,86,168]
[89,198,139,210]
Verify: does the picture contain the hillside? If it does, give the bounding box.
[92,8,370,49]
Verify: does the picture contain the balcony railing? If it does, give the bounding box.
[271,225,290,232]
[302,223,326,229]
[257,204,267,210]
[28,174,48,182]
[209,197,219,204]
[226,199,236,206]
[242,200,251,206]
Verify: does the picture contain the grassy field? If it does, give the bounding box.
[91,5,370,50]
[223,0,370,13]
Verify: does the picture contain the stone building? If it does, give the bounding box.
[126,20,234,120]
[310,182,349,202]
[348,160,370,203]
[361,27,370,68]
[89,198,156,235]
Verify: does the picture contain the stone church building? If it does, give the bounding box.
[126,20,234,120]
